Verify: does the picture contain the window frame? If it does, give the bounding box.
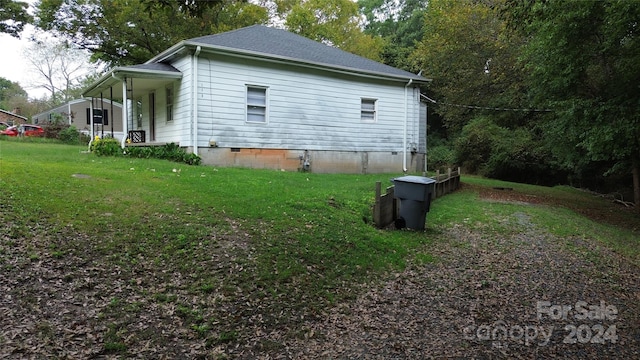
[361,98,378,123]
[166,85,174,122]
[246,85,268,124]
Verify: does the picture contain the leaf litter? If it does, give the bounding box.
[1,200,638,359]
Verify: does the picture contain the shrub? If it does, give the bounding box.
[123,143,201,165]
[125,146,154,159]
[92,137,123,157]
[428,144,456,172]
[58,126,80,144]
[454,116,506,174]
[43,123,68,139]
[79,132,92,145]
[182,153,201,165]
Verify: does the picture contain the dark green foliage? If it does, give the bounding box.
[454,117,504,174]
[454,117,563,185]
[36,0,269,67]
[428,145,456,172]
[182,153,201,166]
[359,0,428,71]
[57,126,80,144]
[124,143,201,165]
[426,133,456,172]
[0,77,28,110]
[502,0,640,204]
[0,0,32,37]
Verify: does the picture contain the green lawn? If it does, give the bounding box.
[1,139,638,355]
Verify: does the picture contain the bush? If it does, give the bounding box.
[454,116,565,185]
[91,137,123,157]
[182,153,201,165]
[43,123,68,139]
[428,144,456,172]
[454,116,506,174]
[58,126,80,144]
[123,142,201,165]
[125,146,154,159]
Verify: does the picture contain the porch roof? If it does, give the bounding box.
[82,63,182,98]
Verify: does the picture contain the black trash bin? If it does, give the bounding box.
[392,175,436,230]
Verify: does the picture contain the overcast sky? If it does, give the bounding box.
[1,0,54,99]
[0,25,48,98]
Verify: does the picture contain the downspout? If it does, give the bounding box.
[424,102,428,175]
[192,46,201,155]
[67,102,72,125]
[403,79,413,172]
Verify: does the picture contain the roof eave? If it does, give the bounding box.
[82,67,182,98]
[147,40,189,64]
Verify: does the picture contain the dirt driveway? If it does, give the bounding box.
[271,222,639,358]
[262,191,640,359]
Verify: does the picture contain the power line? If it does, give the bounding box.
[420,94,553,113]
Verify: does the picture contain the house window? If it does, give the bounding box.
[166,85,174,122]
[246,86,267,123]
[361,98,377,122]
[136,99,143,128]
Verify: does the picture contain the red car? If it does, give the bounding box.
[0,124,44,137]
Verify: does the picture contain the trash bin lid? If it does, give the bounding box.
[392,175,436,185]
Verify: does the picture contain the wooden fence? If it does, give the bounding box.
[373,167,461,229]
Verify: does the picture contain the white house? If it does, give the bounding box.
[32,98,124,139]
[82,25,430,173]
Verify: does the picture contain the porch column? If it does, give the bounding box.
[120,77,128,148]
[89,100,94,142]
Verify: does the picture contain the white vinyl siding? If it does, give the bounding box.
[361,98,377,122]
[192,54,420,152]
[246,86,267,123]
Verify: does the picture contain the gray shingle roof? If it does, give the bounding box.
[186,25,427,82]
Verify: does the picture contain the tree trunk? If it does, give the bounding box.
[633,155,640,212]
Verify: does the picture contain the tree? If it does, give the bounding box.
[358,0,428,71]
[284,0,385,61]
[411,0,528,133]
[0,77,28,110]
[504,0,640,208]
[24,40,96,104]
[0,0,31,37]
[141,0,231,17]
[35,0,268,67]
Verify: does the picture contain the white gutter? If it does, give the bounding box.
[192,46,201,155]
[403,79,413,172]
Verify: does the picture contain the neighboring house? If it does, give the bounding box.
[0,108,27,126]
[32,98,124,139]
[82,25,430,173]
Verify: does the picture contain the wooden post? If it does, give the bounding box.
[374,181,381,227]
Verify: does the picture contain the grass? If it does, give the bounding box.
[1,139,638,353]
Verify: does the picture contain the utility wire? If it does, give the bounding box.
[420,94,553,113]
